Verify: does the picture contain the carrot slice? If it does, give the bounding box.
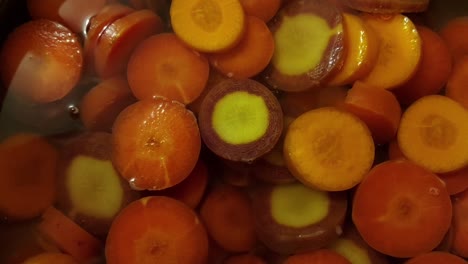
[392,25,452,106]
[0,133,58,221]
[352,160,452,258]
[37,206,103,262]
[239,0,280,22]
[327,13,379,86]
[404,251,467,264]
[200,184,256,253]
[105,196,209,264]
[170,0,245,52]
[452,188,468,258]
[397,95,468,173]
[283,107,374,191]
[208,15,274,79]
[439,16,468,63]
[127,33,210,104]
[284,249,351,264]
[359,14,422,89]
[439,165,468,196]
[446,56,468,110]
[343,81,402,144]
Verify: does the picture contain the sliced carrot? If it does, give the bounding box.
[388,138,406,160]
[200,184,256,252]
[284,249,351,264]
[438,165,468,196]
[170,0,245,53]
[446,56,468,110]
[352,160,452,258]
[208,16,274,79]
[343,81,402,144]
[327,13,379,86]
[392,25,452,106]
[105,196,209,264]
[439,16,468,63]
[37,206,103,262]
[22,252,79,264]
[80,76,136,132]
[187,68,228,116]
[404,251,467,264]
[452,188,468,258]
[0,133,58,221]
[127,33,210,104]
[239,0,280,22]
[359,14,422,89]
[397,95,468,173]
[283,107,374,191]
[224,253,267,264]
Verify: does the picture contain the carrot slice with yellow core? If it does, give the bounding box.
[273,14,342,76]
[327,13,379,86]
[170,0,245,52]
[398,95,468,173]
[283,107,374,191]
[359,14,421,89]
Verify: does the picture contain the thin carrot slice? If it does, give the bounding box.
[283,107,374,191]
[404,251,467,264]
[37,206,103,262]
[0,133,58,221]
[208,15,274,79]
[126,33,210,104]
[439,16,468,63]
[392,25,452,106]
[359,14,422,89]
[343,81,402,144]
[397,95,468,173]
[327,13,379,86]
[446,56,468,110]
[170,0,245,53]
[239,0,280,22]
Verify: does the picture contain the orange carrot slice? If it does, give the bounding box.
[404,251,467,264]
[352,160,452,258]
[0,133,58,221]
[343,81,402,144]
[239,0,280,22]
[359,14,422,89]
[439,16,468,63]
[446,56,468,110]
[439,165,468,196]
[397,95,468,173]
[327,13,379,86]
[105,196,209,263]
[126,33,210,104]
[452,189,468,258]
[392,25,452,106]
[37,206,103,262]
[170,0,245,53]
[283,107,374,191]
[208,15,274,79]
[284,249,351,264]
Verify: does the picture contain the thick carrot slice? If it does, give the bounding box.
[359,14,422,89]
[208,16,274,79]
[239,0,280,22]
[352,160,452,258]
[200,184,256,252]
[170,0,245,53]
[0,133,58,221]
[446,56,468,110]
[224,253,267,264]
[404,251,467,264]
[284,249,351,264]
[327,13,379,86]
[105,196,209,264]
[343,81,402,144]
[22,252,79,264]
[37,206,103,262]
[283,107,374,191]
[439,16,468,63]
[397,95,468,173]
[452,188,468,258]
[392,25,452,106]
[127,33,210,104]
[79,76,136,132]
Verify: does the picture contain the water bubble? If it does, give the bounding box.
[68,104,80,119]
